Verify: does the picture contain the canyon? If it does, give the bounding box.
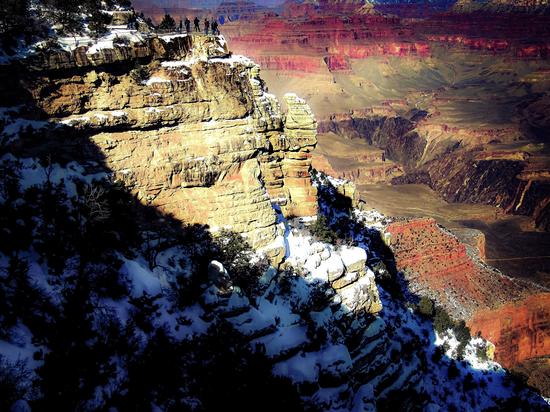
[173,0,550,395]
[1,2,550,408]
[4,10,535,409]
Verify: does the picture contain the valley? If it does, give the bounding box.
[209,1,550,394]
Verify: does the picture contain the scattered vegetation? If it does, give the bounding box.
[0,158,305,410]
[158,13,176,31]
[213,229,268,297]
[310,213,338,244]
[415,296,474,360]
[0,0,130,39]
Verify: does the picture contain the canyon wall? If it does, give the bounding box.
[384,217,550,370]
[396,149,550,232]
[470,293,550,368]
[385,218,536,320]
[6,34,319,262]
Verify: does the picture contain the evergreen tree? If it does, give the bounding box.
[418,296,434,317]
[87,9,110,37]
[44,0,82,33]
[310,213,337,243]
[158,13,176,31]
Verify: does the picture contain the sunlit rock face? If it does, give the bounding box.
[384,217,550,371]
[385,218,536,319]
[273,93,318,218]
[12,34,318,255]
[470,293,550,368]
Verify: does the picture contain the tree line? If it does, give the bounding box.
[0,0,132,38]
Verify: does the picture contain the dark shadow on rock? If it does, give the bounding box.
[0,74,307,411]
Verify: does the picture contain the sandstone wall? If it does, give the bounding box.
[12,34,319,258]
[385,218,538,319]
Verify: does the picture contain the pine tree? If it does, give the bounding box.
[158,13,176,31]
[44,0,82,33]
[82,0,110,37]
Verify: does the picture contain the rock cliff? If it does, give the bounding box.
[384,217,550,371]
[470,293,550,368]
[6,33,319,261]
[385,218,538,319]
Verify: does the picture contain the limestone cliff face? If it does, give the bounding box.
[11,34,318,257]
[260,94,318,218]
[385,218,539,319]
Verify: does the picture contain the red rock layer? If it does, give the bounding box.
[221,14,430,75]
[469,294,550,367]
[385,218,536,320]
[385,217,550,368]
[217,8,550,76]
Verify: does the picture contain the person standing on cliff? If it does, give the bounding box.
[204,18,210,35]
[185,17,191,33]
[211,19,219,35]
[194,17,200,32]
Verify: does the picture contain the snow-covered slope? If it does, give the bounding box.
[0,147,548,410]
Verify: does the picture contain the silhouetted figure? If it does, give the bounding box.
[211,19,219,35]
[179,19,183,33]
[204,18,210,35]
[185,17,191,33]
[194,17,200,32]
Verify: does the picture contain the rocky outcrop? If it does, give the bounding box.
[285,230,382,316]
[470,293,550,367]
[258,93,319,219]
[7,34,319,259]
[451,227,486,262]
[384,218,538,320]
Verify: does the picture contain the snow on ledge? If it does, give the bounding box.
[209,54,255,68]
[144,76,171,86]
[159,33,189,43]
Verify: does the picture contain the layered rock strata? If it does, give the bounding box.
[260,94,318,218]
[384,217,550,369]
[470,293,550,368]
[396,149,550,231]
[7,34,319,258]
